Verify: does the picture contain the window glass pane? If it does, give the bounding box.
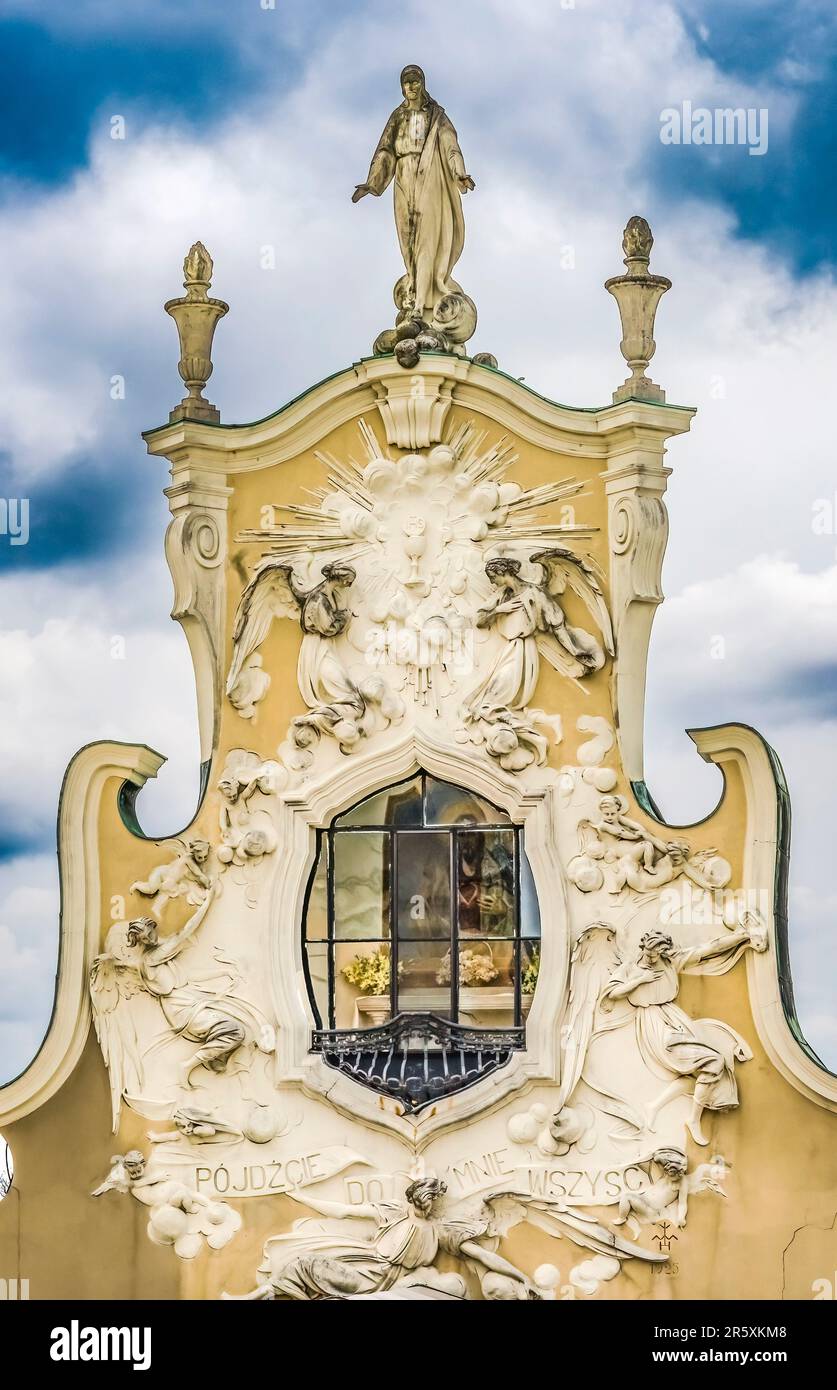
[333,832,390,939]
[306,777,537,1056]
[520,850,541,938]
[396,831,451,939]
[304,840,328,940]
[397,947,452,1019]
[304,942,330,1028]
[521,940,540,1011]
[457,830,516,938]
[335,776,423,827]
[424,777,510,826]
[335,943,392,1028]
[458,940,516,1028]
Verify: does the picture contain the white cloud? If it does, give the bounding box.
[0,855,58,1082]
[649,557,837,711]
[642,556,837,1066]
[0,566,201,844]
[1,0,836,1077]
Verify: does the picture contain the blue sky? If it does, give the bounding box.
[1,0,837,1082]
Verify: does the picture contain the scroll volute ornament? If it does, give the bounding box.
[165,242,229,423]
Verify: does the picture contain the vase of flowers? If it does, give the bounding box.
[341,948,393,995]
[436,943,499,986]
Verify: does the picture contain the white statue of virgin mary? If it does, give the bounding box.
[353,65,476,343]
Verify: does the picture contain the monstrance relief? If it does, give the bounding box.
[227,419,614,777]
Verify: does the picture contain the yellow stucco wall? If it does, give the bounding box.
[1,379,834,1301]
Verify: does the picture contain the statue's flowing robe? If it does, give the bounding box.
[263,1205,488,1300]
[603,947,752,1113]
[141,957,272,1056]
[365,97,467,318]
[468,591,542,715]
[467,587,599,715]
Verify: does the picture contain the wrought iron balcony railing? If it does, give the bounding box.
[311,1012,525,1112]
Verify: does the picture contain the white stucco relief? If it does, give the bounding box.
[227,420,610,779]
[84,410,779,1290]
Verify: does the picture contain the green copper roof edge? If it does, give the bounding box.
[116,756,212,841]
[142,354,695,439]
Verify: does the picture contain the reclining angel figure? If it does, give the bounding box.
[226,557,402,755]
[90,888,275,1130]
[223,1174,664,1301]
[466,548,614,719]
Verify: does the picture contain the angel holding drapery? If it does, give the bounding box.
[552,920,767,1153]
[466,548,614,721]
[226,557,402,755]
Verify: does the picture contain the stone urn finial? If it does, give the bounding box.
[165,242,229,424]
[605,216,671,405]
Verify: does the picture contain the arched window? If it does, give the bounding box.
[303,773,540,1109]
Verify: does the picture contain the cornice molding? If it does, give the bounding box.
[144,357,695,474]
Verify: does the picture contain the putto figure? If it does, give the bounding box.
[612,1148,730,1238]
[353,65,477,350]
[91,1148,241,1260]
[130,838,212,920]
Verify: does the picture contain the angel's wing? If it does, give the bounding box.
[530,547,615,657]
[575,819,602,856]
[89,952,145,1132]
[226,560,300,695]
[558,926,645,1135]
[91,1155,131,1197]
[521,1200,667,1264]
[535,632,587,683]
[475,1189,665,1266]
[686,1161,730,1199]
[479,1193,528,1238]
[556,924,618,1108]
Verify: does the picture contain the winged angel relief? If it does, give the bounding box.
[90,888,275,1131]
[549,919,767,1150]
[226,420,614,775]
[224,1174,664,1301]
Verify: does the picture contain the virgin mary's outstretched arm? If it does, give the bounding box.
[362,110,399,196]
[438,112,469,184]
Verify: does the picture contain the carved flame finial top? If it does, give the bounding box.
[605,214,671,404]
[622,215,654,272]
[183,241,214,289]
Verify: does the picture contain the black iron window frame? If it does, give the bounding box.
[302,772,534,1032]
